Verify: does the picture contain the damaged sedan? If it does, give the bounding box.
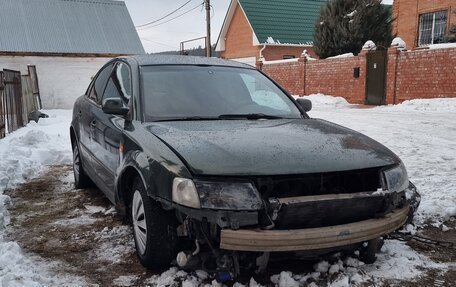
[70,55,420,279]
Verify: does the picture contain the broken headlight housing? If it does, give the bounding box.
[194,180,263,210]
[172,178,201,209]
[382,162,409,192]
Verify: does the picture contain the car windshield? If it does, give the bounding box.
[140,65,302,121]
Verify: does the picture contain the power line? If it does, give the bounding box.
[135,0,193,28]
[138,2,203,29]
[139,38,177,49]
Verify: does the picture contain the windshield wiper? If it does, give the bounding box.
[153,116,221,122]
[218,113,285,120]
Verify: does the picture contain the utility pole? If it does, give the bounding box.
[204,0,211,57]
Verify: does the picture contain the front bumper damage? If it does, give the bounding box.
[220,205,410,252]
[172,182,420,279]
[175,183,420,248]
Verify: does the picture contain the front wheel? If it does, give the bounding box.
[131,178,179,269]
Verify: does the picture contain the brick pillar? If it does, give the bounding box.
[386,46,400,104]
[358,48,369,104]
[298,54,307,96]
[256,59,263,71]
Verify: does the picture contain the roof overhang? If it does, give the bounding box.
[215,0,259,52]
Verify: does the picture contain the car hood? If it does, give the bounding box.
[145,119,399,176]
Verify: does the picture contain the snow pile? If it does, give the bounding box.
[267,240,447,287]
[0,110,79,286]
[0,240,87,286]
[295,94,354,109]
[302,49,316,61]
[362,40,376,50]
[428,43,456,50]
[265,36,276,44]
[391,37,407,51]
[262,58,299,65]
[308,94,456,225]
[144,267,220,287]
[375,98,456,112]
[0,110,72,192]
[326,53,354,59]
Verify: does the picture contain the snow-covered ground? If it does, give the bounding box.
[0,97,455,286]
[0,110,88,286]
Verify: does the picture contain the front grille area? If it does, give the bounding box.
[254,167,390,229]
[255,167,382,198]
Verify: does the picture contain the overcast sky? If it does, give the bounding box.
[123,0,230,53]
[123,0,394,53]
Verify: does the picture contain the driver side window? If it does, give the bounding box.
[102,62,132,109]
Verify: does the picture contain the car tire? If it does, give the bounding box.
[130,177,179,269]
[72,143,92,189]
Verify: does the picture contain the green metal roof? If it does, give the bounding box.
[239,0,328,45]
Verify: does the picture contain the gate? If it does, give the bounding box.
[365,50,387,105]
[2,69,24,133]
[0,72,4,138]
[28,65,42,109]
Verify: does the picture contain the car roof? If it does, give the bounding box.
[122,54,255,69]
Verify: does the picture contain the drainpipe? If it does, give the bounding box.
[259,44,266,62]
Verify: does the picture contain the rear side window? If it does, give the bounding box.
[88,63,113,103]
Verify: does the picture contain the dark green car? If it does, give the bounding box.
[70,55,419,276]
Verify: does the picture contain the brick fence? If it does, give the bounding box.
[260,46,456,104]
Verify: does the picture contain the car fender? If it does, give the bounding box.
[115,150,152,203]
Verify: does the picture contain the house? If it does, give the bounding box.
[392,0,456,49]
[0,0,144,109]
[216,0,327,66]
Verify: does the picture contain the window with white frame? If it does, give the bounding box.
[418,10,448,46]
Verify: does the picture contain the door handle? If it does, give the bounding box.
[78,110,82,118]
[90,121,96,129]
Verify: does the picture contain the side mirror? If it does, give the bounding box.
[102,98,129,116]
[296,98,312,112]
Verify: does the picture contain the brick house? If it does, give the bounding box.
[215,0,326,66]
[392,0,456,49]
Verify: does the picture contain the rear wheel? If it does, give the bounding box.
[72,143,91,189]
[131,177,179,269]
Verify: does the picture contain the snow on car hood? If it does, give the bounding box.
[146,119,399,176]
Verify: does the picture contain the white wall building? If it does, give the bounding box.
[0,0,145,109]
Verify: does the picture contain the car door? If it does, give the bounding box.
[91,61,132,199]
[77,63,114,177]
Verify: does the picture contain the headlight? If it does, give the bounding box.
[382,162,409,192]
[194,180,262,210]
[172,178,201,209]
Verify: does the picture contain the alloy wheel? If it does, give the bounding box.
[132,190,147,255]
